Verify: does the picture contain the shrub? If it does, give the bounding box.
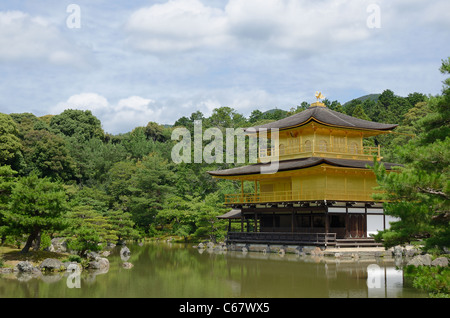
[67,254,82,263]
[405,265,450,297]
[40,233,52,250]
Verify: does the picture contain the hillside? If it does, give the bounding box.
[343,93,380,107]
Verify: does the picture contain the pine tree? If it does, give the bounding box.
[371,58,450,251]
[352,104,371,120]
[4,174,69,253]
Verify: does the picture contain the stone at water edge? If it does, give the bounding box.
[39,258,64,271]
[15,261,35,273]
[120,246,131,256]
[122,262,133,269]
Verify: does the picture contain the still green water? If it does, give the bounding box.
[0,242,427,298]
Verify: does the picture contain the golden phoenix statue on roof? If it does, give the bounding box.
[315,91,325,101]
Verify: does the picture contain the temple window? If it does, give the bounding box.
[304,140,312,152]
[318,140,328,152]
[279,143,285,155]
[349,142,359,154]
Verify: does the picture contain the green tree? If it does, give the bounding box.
[263,108,288,121]
[3,174,68,253]
[21,129,76,180]
[106,160,137,203]
[107,208,139,242]
[193,192,228,243]
[65,205,105,256]
[352,104,371,120]
[371,58,450,251]
[248,110,264,123]
[402,101,432,128]
[108,154,175,231]
[50,109,104,142]
[145,121,168,142]
[418,58,450,144]
[66,137,127,184]
[121,127,154,160]
[129,154,175,229]
[206,107,247,129]
[0,113,22,167]
[157,195,196,241]
[343,99,361,117]
[0,165,17,244]
[64,186,124,253]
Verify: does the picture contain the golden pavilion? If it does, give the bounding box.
[208,94,401,247]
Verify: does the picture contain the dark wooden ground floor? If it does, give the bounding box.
[219,202,391,246]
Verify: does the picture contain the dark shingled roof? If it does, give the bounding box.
[246,106,398,132]
[208,157,402,177]
[217,209,242,219]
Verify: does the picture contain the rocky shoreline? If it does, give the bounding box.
[0,251,110,279]
[194,241,449,267]
[0,245,134,282]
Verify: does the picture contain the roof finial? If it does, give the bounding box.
[311,91,326,107]
[315,91,325,101]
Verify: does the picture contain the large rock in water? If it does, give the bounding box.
[120,246,131,256]
[15,261,35,273]
[39,258,64,271]
[88,257,109,270]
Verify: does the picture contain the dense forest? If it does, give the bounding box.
[0,58,448,255]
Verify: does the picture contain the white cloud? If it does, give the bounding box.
[51,88,285,134]
[0,10,89,67]
[52,93,165,134]
[52,93,109,114]
[3,0,449,130]
[126,0,229,53]
[117,96,155,112]
[106,96,162,133]
[125,0,372,55]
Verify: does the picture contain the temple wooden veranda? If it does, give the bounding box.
[208,96,401,248]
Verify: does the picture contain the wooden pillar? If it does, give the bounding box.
[272,211,275,232]
[313,126,317,156]
[291,209,294,232]
[364,205,368,238]
[300,134,303,152]
[345,205,349,238]
[325,206,329,235]
[241,214,244,232]
[345,132,348,152]
[360,132,363,154]
[254,211,258,232]
[329,129,333,153]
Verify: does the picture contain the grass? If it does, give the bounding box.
[0,245,69,268]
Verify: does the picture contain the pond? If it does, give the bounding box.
[0,242,427,298]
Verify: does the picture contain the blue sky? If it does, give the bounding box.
[1,0,449,134]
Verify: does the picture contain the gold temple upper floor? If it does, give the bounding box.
[259,142,381,162]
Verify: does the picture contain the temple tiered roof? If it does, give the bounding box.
[208,157,401,177]
[246,105,398,132]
